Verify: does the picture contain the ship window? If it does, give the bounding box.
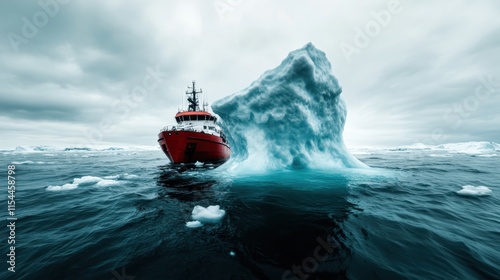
[180,116,185,121]
[175,117,180,123]
[204,126,207,129]
[189,115,196,121]
[200,115,206,120]
[209,116,214,121]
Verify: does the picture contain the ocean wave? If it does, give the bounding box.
[104,173,140,180]
[11,161,54,165]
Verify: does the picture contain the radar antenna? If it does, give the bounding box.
[186,81,202,112]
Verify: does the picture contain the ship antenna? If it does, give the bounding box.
[203,87,208,112]
[202,87,206,111]
[186,80,202,111]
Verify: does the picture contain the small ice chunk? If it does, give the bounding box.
[457,185,492,197]
[186,221,203,228]
[229,251,236,257]
[46,183,78,191]
[73,176,103,186]
[195,161,204,167]
[191,205,226,224]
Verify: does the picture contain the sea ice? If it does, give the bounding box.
[456,185,492,197]
[185,205,226,228]
[185,221,203,228]
[191,205,226,223]
[46,183,78,191]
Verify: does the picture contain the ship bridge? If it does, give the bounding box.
[174,111,217,123]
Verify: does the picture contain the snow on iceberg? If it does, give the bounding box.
[456,185,492,197]
[212,43,366,171]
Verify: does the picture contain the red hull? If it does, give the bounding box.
[158,131,231,164]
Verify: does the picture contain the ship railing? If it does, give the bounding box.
[160,125,207,134]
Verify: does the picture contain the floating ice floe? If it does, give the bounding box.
[4,145,160,154]
[46,174,136,191]
[344,141,500,158]
[185,221,203,228]
[46,183,78,191]
[186,205,226,228]
[73,176,103,186]
[456,185,492,197]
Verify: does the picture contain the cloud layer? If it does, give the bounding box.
[1,0,499,148]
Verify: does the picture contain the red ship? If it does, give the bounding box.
[158,81,231,164]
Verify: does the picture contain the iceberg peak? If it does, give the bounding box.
[213,43,364,171]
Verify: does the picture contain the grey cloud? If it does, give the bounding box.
[0,0,499,148]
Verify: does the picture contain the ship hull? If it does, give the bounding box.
[158,131,231,164]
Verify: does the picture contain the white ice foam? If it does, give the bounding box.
[456,185,492,197]
[11,161,35,165]
[428,154,453,158]
[95,179,120,187]
[477,154,497,158]
[46,183,78,191]
[186,205,226,227]
[11,161,54,165]
[104,173,139,180]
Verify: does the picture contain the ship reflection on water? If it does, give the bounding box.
[155,164,225,202]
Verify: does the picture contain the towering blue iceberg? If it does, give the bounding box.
[212,43,366,171]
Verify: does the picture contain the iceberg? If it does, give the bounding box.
[212,43,365,171]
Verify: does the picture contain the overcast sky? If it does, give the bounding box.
[1,0,499,149]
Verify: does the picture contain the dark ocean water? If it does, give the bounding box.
[0,148,499,280]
